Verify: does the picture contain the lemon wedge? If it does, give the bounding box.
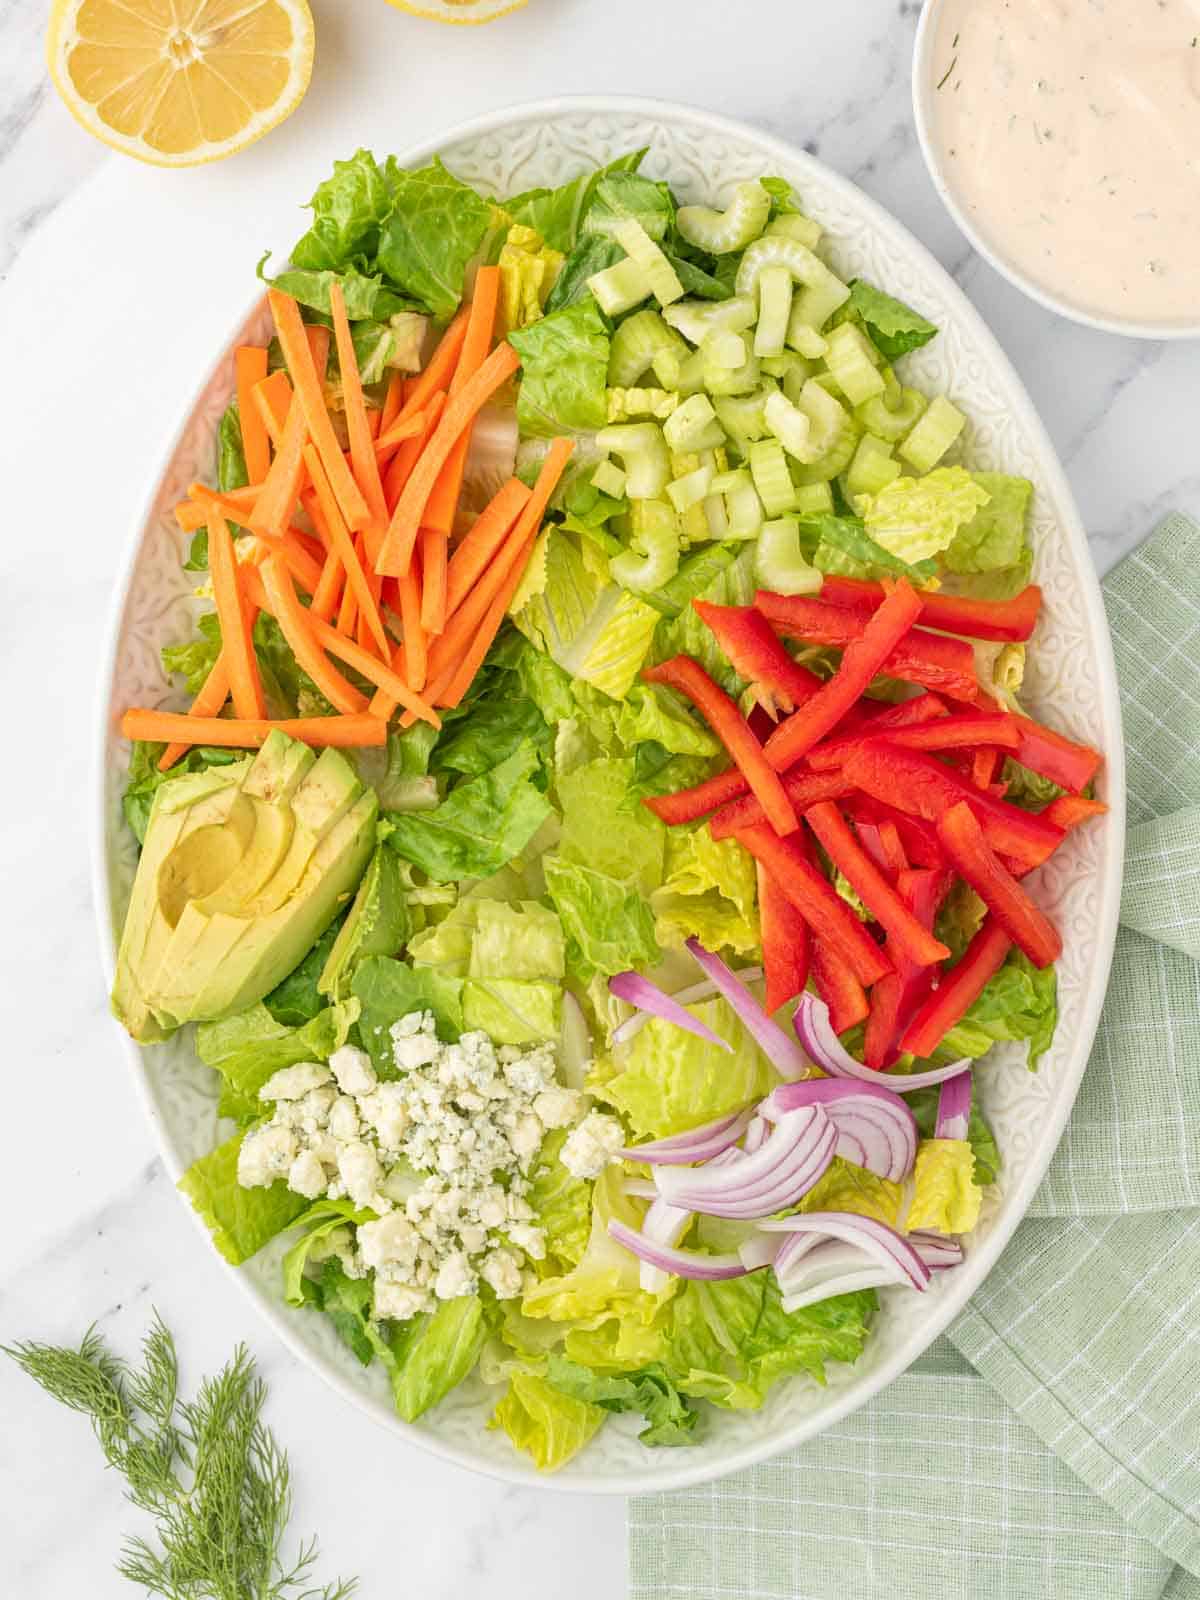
[384,0,528,23]
[46,0,315,167]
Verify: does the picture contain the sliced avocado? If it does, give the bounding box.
[318,843,411,1000]
[243,749,364,919]
[243,729,315,805]
[192,737,315,917]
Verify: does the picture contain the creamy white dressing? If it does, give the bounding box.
[930,0,1200,325]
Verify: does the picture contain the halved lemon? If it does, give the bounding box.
[385,0,528,23]
[46,0,315,168]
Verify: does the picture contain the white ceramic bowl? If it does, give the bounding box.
[94,95,1125,1493]
[912,1,1200,341]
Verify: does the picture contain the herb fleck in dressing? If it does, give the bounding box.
[931,0,1200,324]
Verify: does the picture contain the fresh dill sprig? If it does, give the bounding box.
[4,1312,356,1600]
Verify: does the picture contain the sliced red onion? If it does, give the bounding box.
[908,1229,965,1270]
[620,1108,753,1167]
[638,1196,695,1292]
[935,1070,972,1142]
[609,971,734,1052]
[559,991,591,1091]
[737,1232,782,1272]
[743,1114,770,1154]
[794,993,974,1092]
[686,939,810,1080]
[761,1079,918,1182]
[779,1244,904,1312]
[610,968,763,1046]
[758,1211,931,1291]
[655,1106,837,1218]
[622,1179,660,1199]
[607,1219,747,1281]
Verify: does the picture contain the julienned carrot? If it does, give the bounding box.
[157,655,232,770]
[384,393,446,510]
[199,495,265,721]
[337,567,359,637]
[235,347,271,483]
[420,527,448,633]
[444,477,532,617]
[367,409,381,440]
[381,371,405,432]
[441,537,537,709]
[251,369,294,445]
[268,289,370,533]
[176,483,259,532]
[253,390,309,538]
[247,530,324,595]
[259,557,369,715]
[376,341,521,576]
[330,280,388,539]
[397,565,427,692]
[180,487,271,536]
[305,322,330,378]
[123,709,386,750]
[303,445,390,657]
[355,531,384,654]
[374,407,430,460]
[421,267,502,541]
[394,309,468,425]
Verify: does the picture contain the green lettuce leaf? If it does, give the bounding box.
[258,259,413,321]
[581,171,674,241]
[522,1169,667,1327]
[462,978,561,1045]
[506,148,647,253]
[653,825,759,957]
[282,1199,374,1308]
[943,471,1034,599]
[938,949,1058,1069]
[388,1295,490,1421]
[298,1259,387,1367]
[543,855,661,984]
[178,1132,308,1266]
[761,176,802,216]
[544,1355,698,1447]
[528,1129,593,1275]
[804,513,938,585]
[558,757,666,896]
[196,1001,356,1123]
[468,900,565,980]
[433,697,553,779]
[668,253,733,301]
[907,1086,1002,1186]
[375,158,495,319]
[262,916,346,1026]
[509,297,610,438]
[640,541,741,619]
[289,148,396,272]
[798,1156,904,1225]
[907,1139,983,1234]
[122,738,241,846]
[351,954,464,1071]
[382,740,551,883]
[648,545,757,696]
[847,279,938,360]
[543,234,624,314]
[861,468,991,566]
[490,1373,606,1470]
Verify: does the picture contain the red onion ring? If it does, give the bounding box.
[620,1108,754,1167]
[762,1079,918,1182]
[759,1210,931,1291]
[686,939,811,1080]
[609,968,763,1046]
[607,1219,747,1281]
[794,993,974,1091]
[609,971,734,1052]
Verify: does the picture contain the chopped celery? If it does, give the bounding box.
[855,384,929,443]
[591,459,627,499]
[760,351,813,382]
[612,218,684,307]
[898,394,966,472]
[666,464,714,514]
[608,308,689,387]
[629,497,678,541]
[823,322,886,406]
[596,422,671,498]
[786,316,829,359]
[712,390,771,458]
[588,256,652,317]
[843,433,901,505]
[880,364,903,407]
[611,525,680,594]
[703,493,730,539]
[736,234,831,297]
[704,341,761,397]
[790,268,852,333]
[754,265,793,359]
[792,480,834,516]
[675,179,771,255]
[792,413,861,485]
[724,473,764,538]
[755,518,822,595]
[764,389,814,462]
[663,393,725,452]
[765,213,823,249]
[663,295,757,346]
[606,386,680,422]
[703,329,748,370]
[748,438,798,516]
[666,346,709,396]
[809,370,848,403]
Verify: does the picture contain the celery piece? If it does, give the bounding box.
[591,460,627,499]
[792,413,861,485]
[736,234,832,297]
[704,340,762,397]
[606,386,680,422]
[613,218,684,307]
[676,179,771,255]
[792,481,834,516]
[754,265,793,359]
[760,351,812,381]
[588,256,652,317]
[764,389,813,462]
[765,213,823,249]
[629,497,678,541]
[712,391,771,459]
[823,322,887,406]
[703,493,730,540]
[596,422,671,499]
[898,394,966,473]
[663,295,757,346]
[664,393,725,453]
[703,330,748,370]
[724,473,764,538]
[844,433,902,506]
[666,464,714,514]
[608,307,688,387]
[611,525,681,594]
[748,438,798,517]
[755,518,822,596]
[880,364,903,407]
[855,385,928,443]
[790,269,852,334]
[786,315,829,359]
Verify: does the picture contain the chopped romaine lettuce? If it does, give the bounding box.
[282,1199,374,1308]
[498,225,564,332]
[652,826,759,957]
[528,1129,594,1275]
[544,1355,698,1447]
[509,297,611,437]
[943,471,1034,598]
[938,949,1058,1069]
[557,757,666,896]
[543,855,661,984]
[907,1087,1001,1187]
[389,1295,490,1421]
[798,1157,904,1225]
[351,955,464,1070]
[289,148,396,273]
[506,149,647,253]
[861,467,991,566]
[522,1169,667,1326]
[906,1139,983,1234]
[195,1001,357,1123]
[178,1133,308,1266]
[804,512,937,584]
[490,1373,606,1470]
[847,279,938,360]
[375,159,496,319]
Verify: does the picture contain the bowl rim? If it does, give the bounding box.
[91,91,1126,1495]
[912,0,1200,342]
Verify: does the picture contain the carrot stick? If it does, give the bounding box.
[441,537,536,708]
[258,557,370,714]
[251,370,295,445]
[443,477,532,617]
[355,531,383,654]
[175,483,260,532]
[367,408,381,441]
[330,280,388,543]
[383,393,445,510]
[248,530,323,594]
[397,563,427,692]
[180,488,271,536]
[253,389,309,538]
[302,445,390,656]
[381,371,405,432]
[268,289,370,532]
[374,407,431,460]
[337,570,359,636]
[199,496,265,720]
[376,341,521,577]
[157,655,232,770]
[419,528,448,633]
[305,323,330,378]
[123,709,386,750]
[422,520,534,699]
[394,309,469,425]
[235,347,271,483]
[421,267,502,540]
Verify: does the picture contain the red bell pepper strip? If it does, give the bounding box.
[864,866,954,1068]
[642,765,749,825]
[806,712,1021,771]
[735,822,893,986]
[1011,714,1102,793]
[693,601,824,715]
[757,590,979,701]
[708,769,852,842]
[643,655,800,836]
[837,692,947,739]
[756,861,811,1015]
[936,802,1063,968]
[901,915,1013,1058]
[810,931,869,1032]
[844,796,946,870]
[818,574,1043,642]
[804,801,951,968]
[1043,794,1109,831]
[762,581,924,773]
[855,817,907,881]
[972,746,1003,789]
[841,741,1066,873]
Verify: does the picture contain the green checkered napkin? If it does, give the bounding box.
[630,514,1200,1600]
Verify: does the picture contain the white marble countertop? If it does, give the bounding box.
[1,0,1196,1594]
